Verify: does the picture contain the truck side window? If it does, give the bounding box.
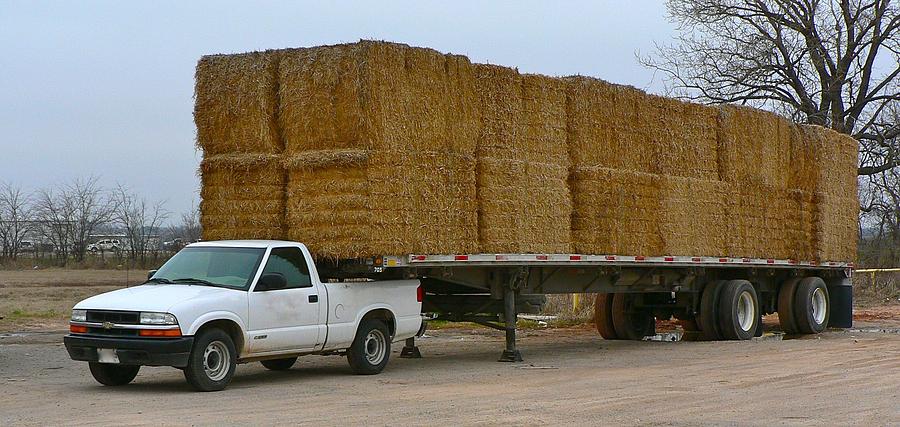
[260,247,312,289]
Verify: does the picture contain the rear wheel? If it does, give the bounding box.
[698,280,725,340]
[347,319,391,375]
[593,293,619,340]
[794,277,830,334]
[610,293,654,340]
[260,357,298,371]
[184,328,236,392]
[89,362,139,386]
[777,278,801,334]
[716,280,759,340]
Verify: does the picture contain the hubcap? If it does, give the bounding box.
[364,329,386,365]
[811,287,827,325]
[737,291,756,332]
[203,340,230,381]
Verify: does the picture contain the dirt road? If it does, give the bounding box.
[2,325,898,426]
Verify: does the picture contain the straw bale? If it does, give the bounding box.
[659,177,728,256]
[564,76,718,179]
[571,167,664,255]
[785,189,817,261]
[791,125,858,197]
[194,51,281,155]
[279,41,479,154]
[718,105,792,187]
[814,193,859,262]
[722,183,794,259]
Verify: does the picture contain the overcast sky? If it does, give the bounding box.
[0,1,675,217]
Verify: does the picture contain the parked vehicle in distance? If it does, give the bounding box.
[64,240,424,391]
[162,238,185,252]
[18,240,35,253]
[87,239,122,252]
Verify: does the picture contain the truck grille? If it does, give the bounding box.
[86,310,140,325]
[86,327,139,337]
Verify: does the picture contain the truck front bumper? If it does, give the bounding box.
[64,335,194,368]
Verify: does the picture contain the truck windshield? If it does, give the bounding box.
[151,247,265,290]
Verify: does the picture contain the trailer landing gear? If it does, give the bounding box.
[400,337,422,359]
[499,286,523,362]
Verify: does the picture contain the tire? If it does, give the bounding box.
[716,280,759,340]
[698,280,725,340]
[260,357,297,371]
[610,293,654,340]
[184,328,237,392]
[88,362,139,386]
[593,293,619,340]
[347,319,391,375]
[794,277,830,334]
[777,278,801,334]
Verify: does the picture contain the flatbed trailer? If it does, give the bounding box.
[320,253,854,361]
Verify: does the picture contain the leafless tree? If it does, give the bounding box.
[33,177,114,263]
[168,202,201,247]
[112,185,169,266]
[642,0,900,176]
[34,187,74,263]
[0,182,34,261]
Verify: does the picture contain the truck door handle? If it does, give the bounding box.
[308,295,318,303]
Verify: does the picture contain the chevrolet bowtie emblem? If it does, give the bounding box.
[102,322,114,330]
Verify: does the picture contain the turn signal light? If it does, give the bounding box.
[138,328,182,337]
[70,324,88,334]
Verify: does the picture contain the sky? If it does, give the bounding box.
[0,1,675,218]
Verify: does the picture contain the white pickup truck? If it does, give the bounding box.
[64,240,424,391]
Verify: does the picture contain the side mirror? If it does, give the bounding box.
[256,273,287,291]
[147,270,158,280]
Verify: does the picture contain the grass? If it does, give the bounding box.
[6,309,63,319]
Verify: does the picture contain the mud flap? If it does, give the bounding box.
[827,277,853,328]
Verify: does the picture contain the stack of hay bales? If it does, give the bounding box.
[474,66,571,253]
[566,76,722,256]
[277,42,479,258]
[195,41,858,262]
[195,51,285,240]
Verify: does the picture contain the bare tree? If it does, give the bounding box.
[67,177,115,262]
[34,187,74,263]
[642,0,900,175]
[0,182,33,261]
[112,185,169,266]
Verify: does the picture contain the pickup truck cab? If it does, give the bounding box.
[64,240,423,391]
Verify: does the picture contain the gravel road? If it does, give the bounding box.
[2,325,898,426]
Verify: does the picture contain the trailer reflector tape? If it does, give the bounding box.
[454,255,468,261]
[495,255,508,261]
[692,257,701,262]
[570,255,582,261]
[412,255,426,261]
[742,258,751,263]
[536,255,549,260]
[605,255,616,261]
[788,259,798,265]
[719,258,728,263]
[767,259,775,264]
[635,256,646,261]
[664,257,674,262]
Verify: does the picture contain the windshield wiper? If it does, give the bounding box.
[172,278,223,287]
[145,277,175,284]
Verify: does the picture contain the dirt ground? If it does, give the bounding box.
[1,269,898,425]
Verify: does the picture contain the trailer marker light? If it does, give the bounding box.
[69,324,88,334]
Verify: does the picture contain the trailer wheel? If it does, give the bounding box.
[794,277,830,334]
[593,293,619,340]
[183,328,237,392]
[88,362,140,386]
[610,293,654,340]
[260,357,298,371]
[347,319,391,375]
[777,278,801,334]
[716,280,759,340]
[698,280,725,340]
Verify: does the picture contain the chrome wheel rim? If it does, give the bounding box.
[737,291,755,332]
[812,287,827,325]
[364,329,387,365]
[203,340,230,381]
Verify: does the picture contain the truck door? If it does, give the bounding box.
[247,246,321,353]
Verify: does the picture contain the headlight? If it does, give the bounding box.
[71,309,87,322]
[140,312,178,325]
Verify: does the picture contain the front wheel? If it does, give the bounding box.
[184,328,236,391]
[89,362,139,386]
[347,319,391,375]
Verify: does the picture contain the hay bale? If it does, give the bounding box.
[565,76,718,179]
[474,67,571,253]
[718,105,792,187]
[659,177,728,256]
[814,192,859,262]
[791,125,858,197]
[571,167,664,255]
[194,51,281,155]
[199,154,284,240]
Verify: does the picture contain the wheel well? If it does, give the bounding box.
[197,319,245,355]
[361,309,396,338]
